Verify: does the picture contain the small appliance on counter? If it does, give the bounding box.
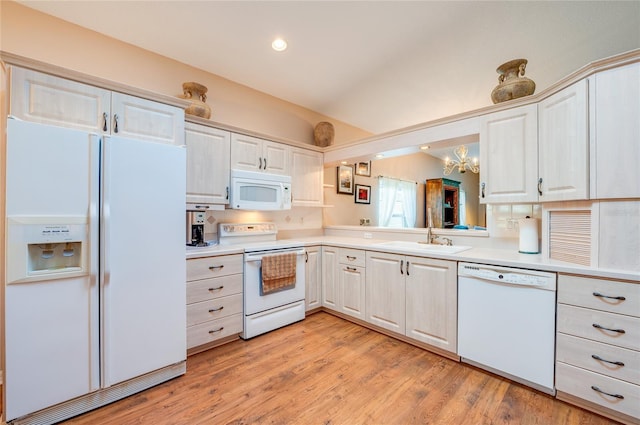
[186,211,207,246]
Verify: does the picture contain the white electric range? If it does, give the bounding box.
[218,223,306,339]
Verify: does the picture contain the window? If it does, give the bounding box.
[378,177,417,228]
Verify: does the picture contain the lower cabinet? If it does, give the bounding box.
[365,251,406,333]
[365,251,457,354]
[405,257,457,353]
[186,254,244,353]
[305,246,322,311]
[556,274,640,424]
[322,246,366,319]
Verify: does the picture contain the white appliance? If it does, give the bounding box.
[4,119,187,423]
[457,263,557,395]
[229,169,292,210]
[218,223,305,339]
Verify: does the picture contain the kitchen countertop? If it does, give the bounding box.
[187,236,640,282]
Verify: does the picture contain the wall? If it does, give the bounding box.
[0,1,372,146]
[323,151,482,228]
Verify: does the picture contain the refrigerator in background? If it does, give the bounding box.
[4,119,186,423]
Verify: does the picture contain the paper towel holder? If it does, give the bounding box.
[518,216,540,254]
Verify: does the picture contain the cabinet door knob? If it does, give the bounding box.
[209,265,224,271]
[263,157,267,170]
[481,182,485,198]
[406,261,410,276]
[208,327,224,334]
[259,157,263,170]
[208,286,224,291]
[538,178,543,196]
[102,112,108,131]
[400,260,404,275]
[208,306,224,313]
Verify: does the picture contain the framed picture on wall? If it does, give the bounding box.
[355,160,371,177]
[355,184,371,204]
[337,165,354,195]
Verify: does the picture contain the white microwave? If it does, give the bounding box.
[229,169,292,210]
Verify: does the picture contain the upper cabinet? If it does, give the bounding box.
[9,67,184,145]
[290,147,323,207]
[230,133,289,175]
[185,122,231,208]
[479,104,538,203]
[538,79,589,202]
[479,80,589,204]
[590,62,640,199]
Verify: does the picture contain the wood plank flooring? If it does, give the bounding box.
[58,312,616,425]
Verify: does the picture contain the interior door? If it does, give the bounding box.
[101,135,186,387]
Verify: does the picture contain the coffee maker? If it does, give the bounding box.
[186,211,206,246]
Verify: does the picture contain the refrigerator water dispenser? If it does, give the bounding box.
[6,216,89,284]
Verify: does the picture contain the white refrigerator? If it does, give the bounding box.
[4,119,186,422]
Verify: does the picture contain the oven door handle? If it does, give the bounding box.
[245,248,307,262]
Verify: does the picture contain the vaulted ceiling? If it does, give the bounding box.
[15,1,640,135]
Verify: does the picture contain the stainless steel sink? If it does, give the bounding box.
[375,240,472,254]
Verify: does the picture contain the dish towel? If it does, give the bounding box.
[261,252,297,295]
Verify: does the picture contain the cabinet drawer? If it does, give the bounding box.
[557,333,640,384]
[187,274,243,304]
[556,362,640,420]
[187,313,243,349]
[187,254,243,281]
[339,248,366,267]
[187,294,243,327]
[559,275,640,317]
[558,304,640,351]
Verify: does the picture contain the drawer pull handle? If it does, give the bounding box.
[593,292,626,301]
[592,323,626,334]
[208,306,224,313]
[591,354,625,367]
[208,327,224,334]
[346,256,356,261]
[209,265,224,271]
[591,386,624,400]
[345,266,357,272]
[208,286,224,291]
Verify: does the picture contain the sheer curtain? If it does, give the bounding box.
[378,177,398,227]
[378,177,417,228]
[399,180,416,227]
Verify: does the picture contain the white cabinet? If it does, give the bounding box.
[230,133,289,175]
[591,62,640,199]
[556,274,640,423]
[185,122,231,208]
[538,79,589,202]
[305,246,322,311]
[321,246,339,310]
[290,147,323,207]
[186,254,244,353]
[480,80,588,204]
[365,251,406,333]
[405,257,457,353]
[365,251,457,354]
[9,67,184,144]
[479,104,538,203]
[337,248,366,320]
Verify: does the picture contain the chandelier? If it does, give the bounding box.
[443,145,479,175]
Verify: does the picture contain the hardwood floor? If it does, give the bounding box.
[60,312,616,425]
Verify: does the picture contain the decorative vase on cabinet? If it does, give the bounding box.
[183,82,212,119]
[491,59,536,104]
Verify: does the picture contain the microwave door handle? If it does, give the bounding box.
[281,183,285,208]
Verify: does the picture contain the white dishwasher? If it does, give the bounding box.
[458,262,557,395]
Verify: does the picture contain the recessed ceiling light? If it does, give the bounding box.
[272,38,287,52]
[340,161,348,165]
[420,145,430,150]
[375,154,384,159]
